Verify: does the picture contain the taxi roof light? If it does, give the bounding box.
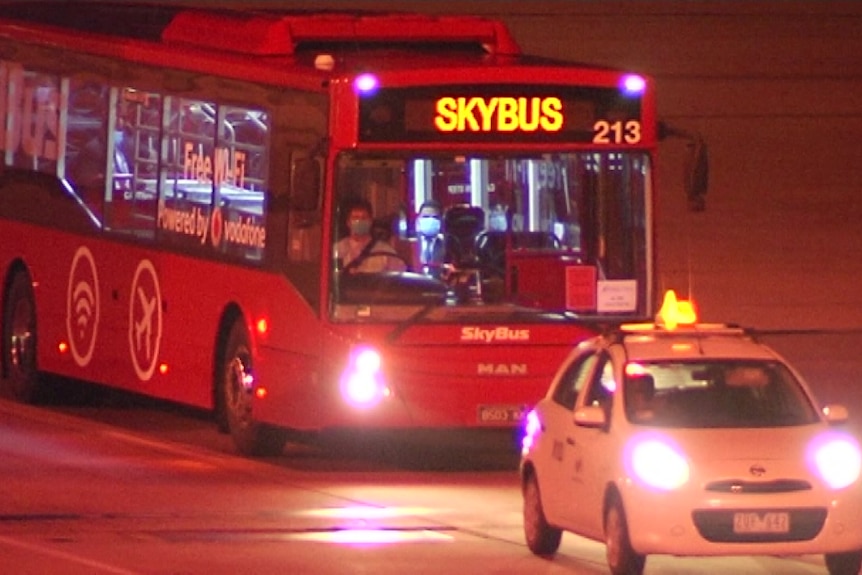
[656,290,697,330]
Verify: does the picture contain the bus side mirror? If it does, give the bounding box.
[658,121,709,212]
[684,136,708,212]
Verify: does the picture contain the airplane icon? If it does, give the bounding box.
[133,286,157,361]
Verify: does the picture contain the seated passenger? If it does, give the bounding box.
[415,200,447,277]
[488,204,509,232]
[334,200,406,273]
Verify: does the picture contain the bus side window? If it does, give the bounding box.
[105,87,162,238]
[214,104,268,263]
[287,156,322,262]
[65,77,108,226]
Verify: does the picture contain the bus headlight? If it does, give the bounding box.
[340,345,390,408]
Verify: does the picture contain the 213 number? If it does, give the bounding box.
[592,120,642,144]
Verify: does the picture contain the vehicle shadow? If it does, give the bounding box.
[302,428,523,472]
[35,375,522,473]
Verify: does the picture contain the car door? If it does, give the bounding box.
[565,352,619,539]
[536,350,600,525]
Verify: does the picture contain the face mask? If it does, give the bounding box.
[416,215,441,237]
[349,218,371,236]
[489,214,507,232]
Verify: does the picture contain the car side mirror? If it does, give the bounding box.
[574,404,606,428]
[822,403,849,425]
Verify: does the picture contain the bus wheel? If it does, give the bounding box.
[219,320,287,457]
[2,271,41,402]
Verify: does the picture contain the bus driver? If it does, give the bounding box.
[334,199,406,273]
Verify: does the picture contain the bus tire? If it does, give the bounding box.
[218,319,287,457]
[2,271,42,402]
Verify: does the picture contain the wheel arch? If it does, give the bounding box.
[520,460,537,490]
[602,481,623,527]
[212,302,245,416]
[1,259,33,380]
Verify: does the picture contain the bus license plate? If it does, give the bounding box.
[733,511,790,534]
[478,404,527,425]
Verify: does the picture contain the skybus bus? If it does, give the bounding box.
[0,3,700,455]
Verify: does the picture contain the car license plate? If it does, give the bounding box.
[477,404,527,425]
[733,511,790,534]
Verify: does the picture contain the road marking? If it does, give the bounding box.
[0,534,140,575]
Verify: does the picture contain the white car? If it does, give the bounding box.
[520,294,862,575]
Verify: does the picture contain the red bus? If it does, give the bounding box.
[0,3,683,455]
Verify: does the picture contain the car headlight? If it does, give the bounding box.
[339,345,390,408]
[809,431,862,490]
[626,434,690,490]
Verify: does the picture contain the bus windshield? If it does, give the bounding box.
[330,151,651,322]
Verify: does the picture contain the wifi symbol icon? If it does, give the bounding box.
[73,281,96,340]
[66,246,100,368]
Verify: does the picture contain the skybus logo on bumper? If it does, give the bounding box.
[460,326,530,343]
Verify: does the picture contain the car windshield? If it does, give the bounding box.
[624,360,821,428]
[329,151,651,323]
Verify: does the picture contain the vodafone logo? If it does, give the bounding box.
[210,206,223,247]
[66,246,100,367]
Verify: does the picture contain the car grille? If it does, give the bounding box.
[705,479,812,493]
[692,508,827,543]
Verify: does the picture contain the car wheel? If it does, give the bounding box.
[605,495,645,575]
[218,319,287,457]
[1,271,42,403]
[523,472,562,555]
[825,550,862,575]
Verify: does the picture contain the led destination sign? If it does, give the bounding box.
[434,96,564,133]
[359,84,642,144]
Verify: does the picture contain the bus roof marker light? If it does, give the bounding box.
[621,74,646,95]
[314,54,335,71]
[355,73,379,95]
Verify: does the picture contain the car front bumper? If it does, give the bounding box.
[622,483,862,556]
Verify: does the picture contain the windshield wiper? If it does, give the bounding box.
[385,300,440,344]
